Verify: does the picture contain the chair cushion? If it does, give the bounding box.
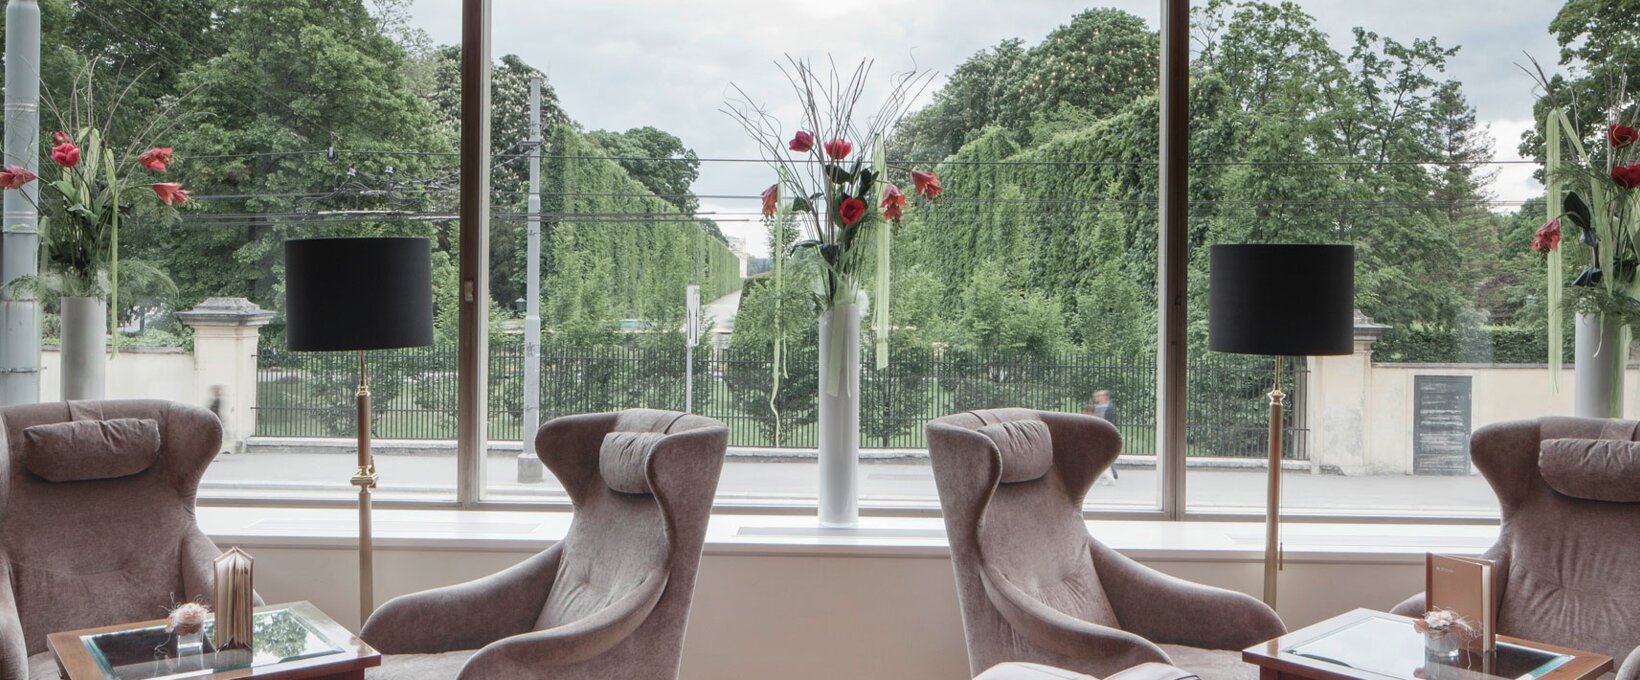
[27,651,60,680]
[366,650,475,680]
[1540,438,1640,502]
[21,418,161,482]
[1158,645,1259,680]
[600,431,663,494]
[977,663,1097,680]
[978,419,1054,483]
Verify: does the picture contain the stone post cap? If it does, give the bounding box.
[1354,310,1391,346]
[177,297,275,328]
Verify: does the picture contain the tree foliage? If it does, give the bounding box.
[541,125,739,330]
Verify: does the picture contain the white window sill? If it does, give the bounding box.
[196,506,1499,564]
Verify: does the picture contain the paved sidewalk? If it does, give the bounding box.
[200,451,1500,516]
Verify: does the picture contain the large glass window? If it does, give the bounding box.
[1184,0,1566,519]
[14,1,463,501]
[461,2,1165,511]
[23,0,1581,520]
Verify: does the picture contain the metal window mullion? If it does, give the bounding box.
[456,0,492,507]
[1158,0,1190,520]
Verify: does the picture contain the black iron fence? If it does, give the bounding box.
[255,344,1308,459]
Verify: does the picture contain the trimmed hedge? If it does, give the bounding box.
[1373,326,1570,364]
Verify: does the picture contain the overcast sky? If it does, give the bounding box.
[406,1,1564,256]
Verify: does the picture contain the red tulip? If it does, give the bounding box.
[823,138,852,161]
[151,182,189,205]
[1614,164,1640,189]
[789,131,814,153]
[50,142,80,168]
[1533,218,1561,253]
[838,196,866,226]
[0,165,36,189]
[880,183,907,221]
[51,131,71,145]
[1612,124,1639,149]
[138,147,174,172]
[761,183,779,217]
[912,170,942,200]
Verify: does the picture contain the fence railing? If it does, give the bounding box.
[255,344,1308,459]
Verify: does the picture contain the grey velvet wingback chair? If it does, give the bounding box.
[0,399,247,680]
[361,409,728,680]
[1390,417,1640,680]
[928,408,1285,680]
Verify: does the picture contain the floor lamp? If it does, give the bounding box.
[1207,243,1354,609]
[284,237,434,625]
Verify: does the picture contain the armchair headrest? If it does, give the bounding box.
[976,420,1054,483]
[1540,437,1640,503]
[601,431,664,494]
[22,418,161,482]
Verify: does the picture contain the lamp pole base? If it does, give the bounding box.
[1264,358,1284,609]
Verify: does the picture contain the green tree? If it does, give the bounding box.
[1009,9,1159,139]
[891,39,1027,161]
[135,0,454,322]
[725,215,818,447]
[585,127,703,215]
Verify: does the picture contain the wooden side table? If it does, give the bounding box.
[47,601,380,680]
[1243,609,1612,680]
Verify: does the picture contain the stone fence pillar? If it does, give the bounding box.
[1304,311,1390,475]
[178,298,273,453]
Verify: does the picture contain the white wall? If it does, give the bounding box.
[232,541,1427,680]
[38,347,195,404]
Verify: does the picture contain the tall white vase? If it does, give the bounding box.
[1574,312,1627,418]
[817,302,861,527]
[59,296,107,401]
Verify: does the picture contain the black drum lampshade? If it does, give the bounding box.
[285,237,435,352]
[1208,244,1354,357]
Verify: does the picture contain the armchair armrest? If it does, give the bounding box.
[362,543,564,654]
[456,568,668,680]
[980,563,1169,669]
[1618,647,1639,680]
[1389,592,1425,618]
[1108,662,1202,680]
[0,563,25,680]
[1088,540,1284,649]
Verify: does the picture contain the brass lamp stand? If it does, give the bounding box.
[284,236,434,629]
[351,351,379,625]
[1207,243,1355,611]
[1263,359,1284,608]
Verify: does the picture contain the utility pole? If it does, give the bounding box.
[517,75,544,482]
[0,0,42,406]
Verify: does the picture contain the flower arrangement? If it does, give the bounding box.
[0,65,191,338]
[1414,609,1473,658]
[1413,609,1472,636]
[3,127,188,301]
[1532,116,1640,318]
[166,602,210,636]
[724,58,942,374]
[1529,60,1640,400]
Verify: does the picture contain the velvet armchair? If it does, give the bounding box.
[978,661,1201,680]
[0,399,252,680]
[360,409,728,680]
[927,408,1285,680]
[1391,417,1640,680]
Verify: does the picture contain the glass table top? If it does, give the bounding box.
[1284,614,1574,680]
[81,607,345,680]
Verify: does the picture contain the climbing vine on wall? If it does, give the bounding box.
[541,125,740,329]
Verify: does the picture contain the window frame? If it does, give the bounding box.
[189,0,1500,528]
